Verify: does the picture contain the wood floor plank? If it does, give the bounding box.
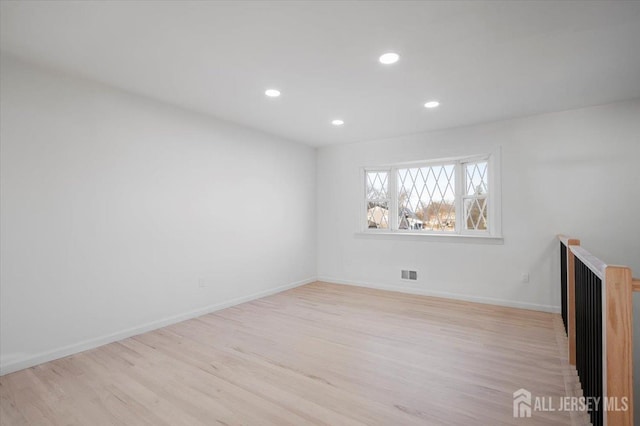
[0,282,577,425]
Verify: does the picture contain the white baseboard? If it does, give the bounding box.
[318,276,561,314]
[0,277,316,376]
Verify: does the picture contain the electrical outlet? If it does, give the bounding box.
[521,273,530,283]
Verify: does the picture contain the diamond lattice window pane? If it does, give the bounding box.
[465,161,488,196]
[367,201,389,229]
[366,171,389,200]
[464,197,488,230]
[397,165,456,231]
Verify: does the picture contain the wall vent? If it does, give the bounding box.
[401,270,417,280]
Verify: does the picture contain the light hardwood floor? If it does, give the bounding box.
[1,282,580,425]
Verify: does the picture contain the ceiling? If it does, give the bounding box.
[2,1,640,147]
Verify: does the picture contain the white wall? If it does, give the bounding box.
[317,100,640,311]
[0,55,317,374]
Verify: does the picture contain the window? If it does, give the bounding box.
[365,170,390,229]
[363,152,501,238]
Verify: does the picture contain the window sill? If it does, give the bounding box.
[354,231,504,244]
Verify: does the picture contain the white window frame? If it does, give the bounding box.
[363,168,392,230]
[360,149,502,241]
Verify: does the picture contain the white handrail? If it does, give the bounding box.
[570,246,607,279]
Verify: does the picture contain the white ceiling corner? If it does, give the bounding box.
[2,1,640,146]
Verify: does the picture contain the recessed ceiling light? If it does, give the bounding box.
[265,89,281,97]
[424,100,440,108]
[331,119,344,126]
[379,52,400,65]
